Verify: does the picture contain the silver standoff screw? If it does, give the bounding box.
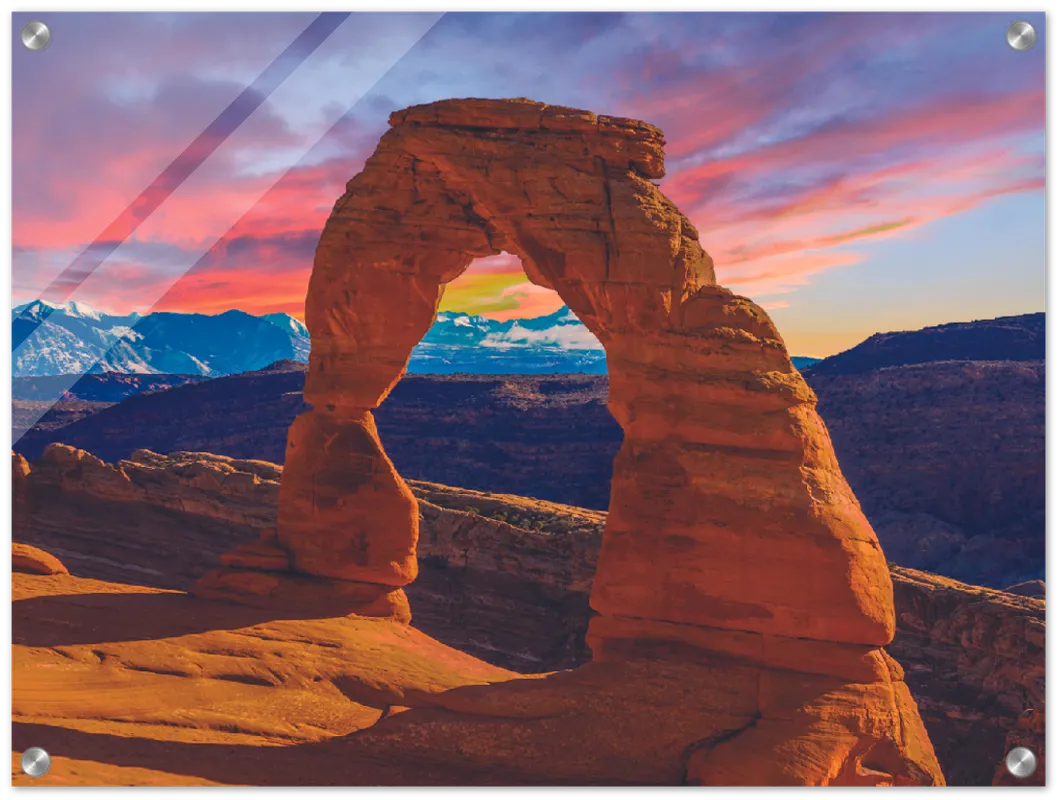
[1006,21,1037,52]
[20,20,51,51]
[20,747,52,778]
[1005,746,1037,779]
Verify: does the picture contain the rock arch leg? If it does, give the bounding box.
[191,265,448,617]
[587,286,895,658]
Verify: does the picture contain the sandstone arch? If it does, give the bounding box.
[193,98,942,785]
[200,97,897,651]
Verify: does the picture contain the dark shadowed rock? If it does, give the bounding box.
[806,360,1044,588]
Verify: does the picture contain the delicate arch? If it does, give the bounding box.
[241,98,893,657]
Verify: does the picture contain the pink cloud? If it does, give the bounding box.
[721,250,867,299]
[664,88,1044,212]
[484,281,566,321]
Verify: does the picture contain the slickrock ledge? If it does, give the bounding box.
[13,542,69,575]
[890,567,1045,785]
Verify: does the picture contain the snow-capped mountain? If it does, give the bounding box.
[11,301,611,377]
[12,300,310,377]
[426,306,602,350]
[260,312,309,339]
[410,306,607,374]
[260,313,311,361]
[12,300,818,378]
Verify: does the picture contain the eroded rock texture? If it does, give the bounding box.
[892,567,1045,785]
[190,98,937,784]
[808,359,1044,588]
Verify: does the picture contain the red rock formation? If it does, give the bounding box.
[13,542,68,575]
[13,451,31,533]
[1005,579,1045,599]
[891,567,1045,785]
[186,97,939,784]
[195,525,411,623]
[11,444,405,622]
[590,287,894,651]
[13,444,278,589]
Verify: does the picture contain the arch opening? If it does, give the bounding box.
[378,252,622,671]
[377,252,619,501]
[403,253,607,374]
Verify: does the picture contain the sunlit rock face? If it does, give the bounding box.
[197,98,943,785]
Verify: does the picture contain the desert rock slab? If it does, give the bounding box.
[13,542,69,576]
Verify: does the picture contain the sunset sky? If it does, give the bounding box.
[12,12,1046,356]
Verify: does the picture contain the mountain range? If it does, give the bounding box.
[12,300,309,377]
[11,299,820,377]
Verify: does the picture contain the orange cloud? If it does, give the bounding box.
[720,250,867,299]
[485,281,566,321]
[155,266,312,318]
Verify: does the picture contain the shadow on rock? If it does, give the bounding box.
[12,591,372,648]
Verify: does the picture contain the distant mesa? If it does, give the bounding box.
[803,312,1044,376]
[254,359,310,374]
[1004,579,1045,599]
[12,371,208,403]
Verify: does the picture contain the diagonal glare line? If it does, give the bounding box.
[12,13,448,446]
[13,11,351,349]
